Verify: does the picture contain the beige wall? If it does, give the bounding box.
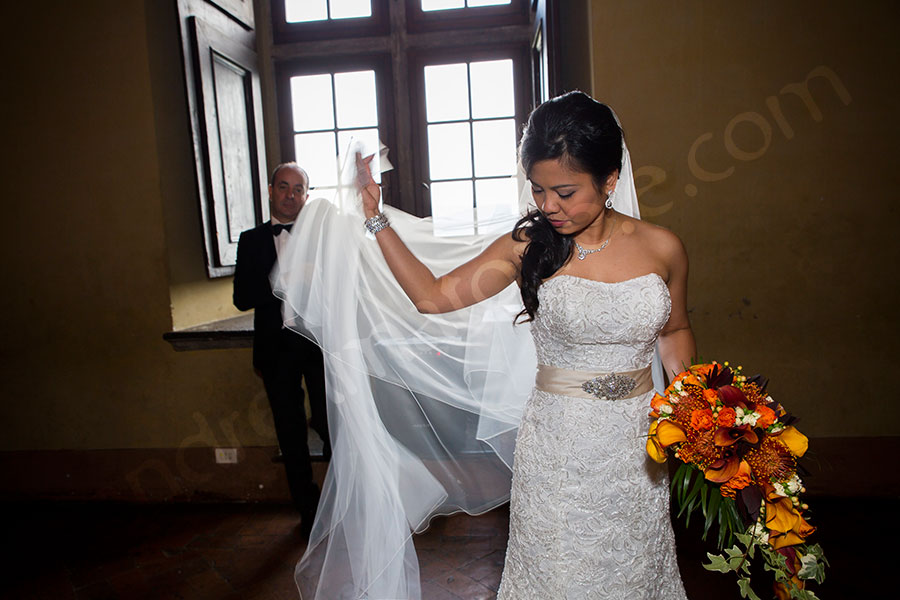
[0,0,271,451]
[589,0,899,436]
[1,0,895,459]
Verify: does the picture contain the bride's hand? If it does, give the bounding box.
[356,152,381,218]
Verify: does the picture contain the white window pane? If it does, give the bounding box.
[285,0,327,22]
[470,59,514,119]
[467,0,511,6]
[338,128,382,184]
[295,132,338,188]
[424,63,470,122]
[421,0,465,11]
[472,119,517,177]
[334,70,378,128]
[427,122,472,180]
[331,0,372,19]
[431,181,475,237]
[475,178,519,234]
[291,74,334,132]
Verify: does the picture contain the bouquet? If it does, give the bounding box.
[646,362,828,600]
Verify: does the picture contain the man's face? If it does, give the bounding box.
[269,166,308,222]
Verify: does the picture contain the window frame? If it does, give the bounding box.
[405,0,530,34]
[275,53,398,203]
[408,44,532,218]
[271,0,390,44]
[269,0,536,217]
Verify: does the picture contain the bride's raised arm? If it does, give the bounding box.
[357,153,524,314]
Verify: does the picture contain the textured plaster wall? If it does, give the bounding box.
[589,0,899,436]
[0,0,271,451]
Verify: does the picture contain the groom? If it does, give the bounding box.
[233,162,329,529]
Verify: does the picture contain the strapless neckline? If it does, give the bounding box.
[544,272,666,287]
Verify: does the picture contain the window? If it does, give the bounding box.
[285,0,373,22]
[273,0,534,235]
[421,0,510,11]
[421,57,521,235]
[289,69,385,198]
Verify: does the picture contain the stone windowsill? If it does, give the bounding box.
[163,313,254,351]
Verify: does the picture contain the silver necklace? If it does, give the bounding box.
[574,214,617,260]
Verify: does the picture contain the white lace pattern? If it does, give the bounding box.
[497,274,688,599]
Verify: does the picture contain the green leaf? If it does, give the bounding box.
[737,577,762,600]
[704,490,722,539]
[681,470,706,516]
[703,552,734,574]
[798,552,826,584]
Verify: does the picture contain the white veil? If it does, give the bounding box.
[273,140,647,599]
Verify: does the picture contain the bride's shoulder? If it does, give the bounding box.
[478,230,529,266]
[623,216,683,249]
[620,216,687,271]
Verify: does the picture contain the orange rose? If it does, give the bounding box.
[670,372,702,389]
[756,405,776,429]
[716,406,736,427]
[695,363,716,377]
[723,460,752,491]
[690,408,715,430]
[701,388,719,407]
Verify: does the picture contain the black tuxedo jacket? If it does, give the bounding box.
[233,221,290,370]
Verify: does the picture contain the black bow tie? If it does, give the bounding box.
[272,223,293,236]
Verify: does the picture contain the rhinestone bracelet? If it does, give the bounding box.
[364,212,390,235]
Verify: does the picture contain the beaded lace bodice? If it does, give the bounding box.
[531,273,672,372]
[497,273,688,600]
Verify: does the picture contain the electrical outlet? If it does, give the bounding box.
[214,448,238,464]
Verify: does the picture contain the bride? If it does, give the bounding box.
[277,91,694,598]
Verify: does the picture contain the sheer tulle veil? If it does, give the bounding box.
[272,132,655,599]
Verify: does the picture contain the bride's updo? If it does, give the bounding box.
[513,91,624,323]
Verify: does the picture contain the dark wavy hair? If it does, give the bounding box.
[513,91,624,323]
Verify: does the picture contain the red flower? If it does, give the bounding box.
[716,407,736,427]
[690,408,715,430]
[716,385,748,408]
[714,425,759,447]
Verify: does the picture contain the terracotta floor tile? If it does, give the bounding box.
[462,549,506,585]
[419,579,462,600]
[433,571,495,600]
[106,569,152,597]
[185,568,235,598]
[0,497,885,599]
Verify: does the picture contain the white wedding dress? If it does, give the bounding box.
[275,139,686,599]
[497,274,688,599]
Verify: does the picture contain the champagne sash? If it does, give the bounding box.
[535,364,653,400]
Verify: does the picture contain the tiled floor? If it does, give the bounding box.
[1,496,892,599]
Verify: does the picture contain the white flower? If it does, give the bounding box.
[787,475,802,494]
[744,412,760,427]
[673,380,683,392]
[660,404,673,415]
[773,482,788,497]
[750,522,770,545]
[766,395,774,403]
[769,424,784,434]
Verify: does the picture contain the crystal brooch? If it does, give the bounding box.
[581,373,636,400]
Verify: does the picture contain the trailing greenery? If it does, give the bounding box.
[704,531,828,599]
[670,462,744,548]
